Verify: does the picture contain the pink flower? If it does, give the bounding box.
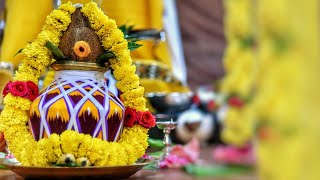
[192,95,201,105]
[160,137,200,169]
[5,154,15,159]
[159,154,189,168]
[228,96,244,108]
[212,144,255,165]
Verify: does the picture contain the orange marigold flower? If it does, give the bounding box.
[73,41,91,58]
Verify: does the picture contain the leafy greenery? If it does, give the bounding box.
[96,25,143,67]
[96,51,116,67]
[240,36,255,49]
[184,164,253,177]
[147,138,165,149]
[119,24,142,51]
[53,162,79,167]
[45,41,66,60]
[128,38,143,51]
[13,48,23,57]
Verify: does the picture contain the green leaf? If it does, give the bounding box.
[53,162,79,167]
[13,48,23,57]
[128,42,142,51]
[127,25,135,32]
[119,24,143,51]
[45,41,65,60]
[240,36,255,49]
[148,138,164,149]
[130,38,140,43]
[96,51,116,67]
[119,25,127,35]
[184,164,253,177]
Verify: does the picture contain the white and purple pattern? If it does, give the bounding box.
[29,70,125,142]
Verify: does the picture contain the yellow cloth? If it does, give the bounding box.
[0,0,53,68]
[102,0,188,94]
[101,0,172,68]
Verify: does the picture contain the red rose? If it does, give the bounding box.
[138,111,156,129]
[10,81,28,97]
[124,108,137,128]
[26,81,39,101]
[228,97,244,108]
[207,100,216,111]
[192,95,201,105]
[2,81,12,97]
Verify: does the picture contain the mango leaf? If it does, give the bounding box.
[45,41,66,60]
[148,138,164,149]
[119,24,143,51]
[128,41,142,51]
[96,51,116,67]
[119,25,127,35]
[13,48,23,57]
[119,25,135,36]
[184,164,253,177]
[53,162,79,167]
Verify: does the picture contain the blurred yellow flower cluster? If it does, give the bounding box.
[221,0,256,146]
[253,0,320,179]
[0,1,150,166]
[221,0,320,179]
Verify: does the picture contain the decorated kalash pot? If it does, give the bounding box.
[0,2,156,168]
[29,8,124,142]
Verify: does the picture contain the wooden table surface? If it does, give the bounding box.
[0,146,258,180]
[0,169,257,180]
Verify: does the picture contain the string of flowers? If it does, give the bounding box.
[0,2,155,166]
[251,0,314,178]
[221,0,320,179]
[220,0,256,146]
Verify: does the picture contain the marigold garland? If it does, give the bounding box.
[221,0,255,146]
[0,2,152,166]
[220,0,320,179]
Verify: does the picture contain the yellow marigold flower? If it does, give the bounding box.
[112,65,136,81]
[43,134,63,163]
[60,130,82,155]
[123,97,147,111]
[0,105,29,127]
[96,20,118,39]
[87,138,105,165]
[14,72,39,83]
[23,60,50,75]
[120,86,145,102]
[77,134,94,158]
[58,1,76,14]
[101,31,124,50]
[3,94,32,111]
[43,10,72,33]
[36,30,61,46]
[116,74,140,92]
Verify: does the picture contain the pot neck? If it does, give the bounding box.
[54,70,104,81]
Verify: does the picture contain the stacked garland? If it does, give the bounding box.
[222,0,320,179]
[0,2,155,166]
[253,0,320,179]
[221,0,256,146]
